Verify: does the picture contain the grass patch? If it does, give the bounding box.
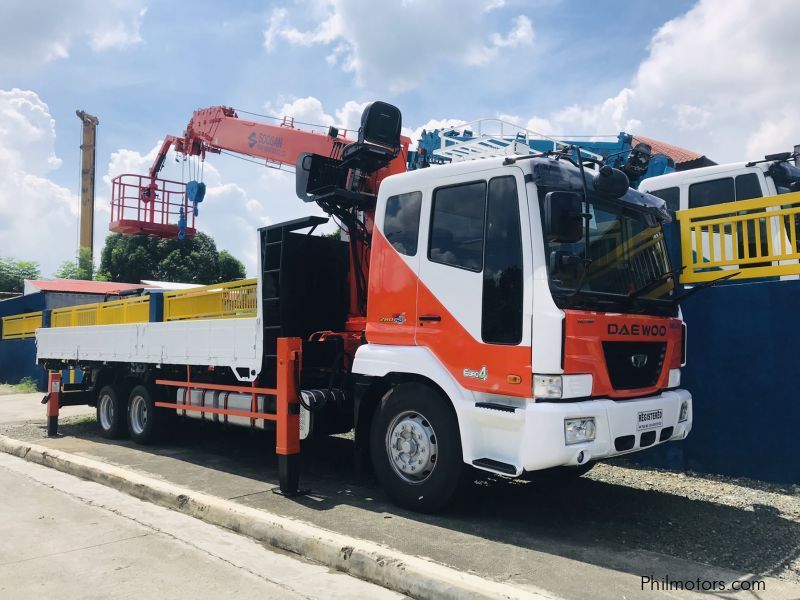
[0,377,40,395]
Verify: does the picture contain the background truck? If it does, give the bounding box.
[640,150,800,280]
[34,101,692,512]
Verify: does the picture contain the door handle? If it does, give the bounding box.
[419,314,441,322]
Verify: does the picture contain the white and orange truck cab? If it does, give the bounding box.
[34,102,691,511]
[357,154,690,505]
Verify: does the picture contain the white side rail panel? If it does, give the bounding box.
[36,318,262,381]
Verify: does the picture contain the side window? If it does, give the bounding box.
[384,191,422,256]
[482,176,523,344]
[648,187,680,213]
[688,178,734,208]
[429,181,486,271]
[735,173,763,201]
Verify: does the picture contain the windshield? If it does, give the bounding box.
[540,189,676,315]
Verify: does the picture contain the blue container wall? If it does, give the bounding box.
[630,279,800,484]
[0,292,46,318]
[0,338,44,388]
[0,291,103,390]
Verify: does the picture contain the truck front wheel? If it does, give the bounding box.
[97,385,127,439]
[370,382,463,513]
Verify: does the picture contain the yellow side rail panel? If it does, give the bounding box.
[677,191,800,283]
[51,295,150,328]
[164,279,257,321]
[97,296,150,325]
[1,311,43,340]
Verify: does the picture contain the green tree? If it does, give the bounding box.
[0,257,40,294]
[218,250,246,282]
[53,247,94,280]
[98,232,247,284]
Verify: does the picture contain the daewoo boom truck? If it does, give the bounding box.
[34,101,691,512]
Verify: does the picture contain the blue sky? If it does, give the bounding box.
[1,0,797,277]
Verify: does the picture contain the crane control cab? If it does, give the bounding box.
[37,101,691,512]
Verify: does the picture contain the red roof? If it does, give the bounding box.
[631,135,704,165]
[26,279,145,295]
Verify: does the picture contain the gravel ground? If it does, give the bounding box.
[3,413,799,584]
[588,460,800,580]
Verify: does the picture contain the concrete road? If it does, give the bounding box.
[0,451,403,600]
[0,392,93,424]
[2,393,799,599]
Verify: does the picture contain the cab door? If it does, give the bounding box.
[415,169,533,397]
[366,190,423,345]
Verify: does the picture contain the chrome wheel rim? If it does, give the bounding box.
[129,394,148,436]
[99,393,114,431]
[385,411,437,484]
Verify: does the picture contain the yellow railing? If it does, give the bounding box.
[677,191,800,283]
[1,311,43,340]
[2,280,257,337]
[163,279,257,321]
[51,295,150,328]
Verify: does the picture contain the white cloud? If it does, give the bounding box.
[490,15,534,48]
[266,97,370,136]
[484,0,506,12]
[402,117,468,151]
[519,0,799,163]
[264,1,535,91]
[0,89,79,276]
[266,97,335,129]
[335,100,370,134]
[0,1,147,66]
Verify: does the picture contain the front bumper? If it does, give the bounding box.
[462,389,692,475]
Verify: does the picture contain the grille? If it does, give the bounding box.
[602,341,666,391]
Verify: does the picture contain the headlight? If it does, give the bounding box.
[668,368,681,389]
[533,374,593,400]
[678,400,689,423]
[534,374,562,399]
[565,417,596,445]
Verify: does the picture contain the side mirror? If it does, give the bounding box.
[543,191,584,243]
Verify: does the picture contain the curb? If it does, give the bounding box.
[0,435,553,600]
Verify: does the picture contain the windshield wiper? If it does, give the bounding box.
[671,270,740,306]
[628,266,685,300]
[559,257,594,298]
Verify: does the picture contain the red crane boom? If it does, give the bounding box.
[110,104,407,238]
[109,101,409,323]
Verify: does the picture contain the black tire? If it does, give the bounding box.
[370,382,463,513]
[523,462,595,482]
[126,384,164,444]
[96,385,127,439]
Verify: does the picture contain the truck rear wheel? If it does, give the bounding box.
[370,382,463,513]
[127,385,162,444]
[96,385,127,439]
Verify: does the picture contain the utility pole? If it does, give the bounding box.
[75,110,99,268]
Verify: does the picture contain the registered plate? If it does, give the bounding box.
[637,409,663,431]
